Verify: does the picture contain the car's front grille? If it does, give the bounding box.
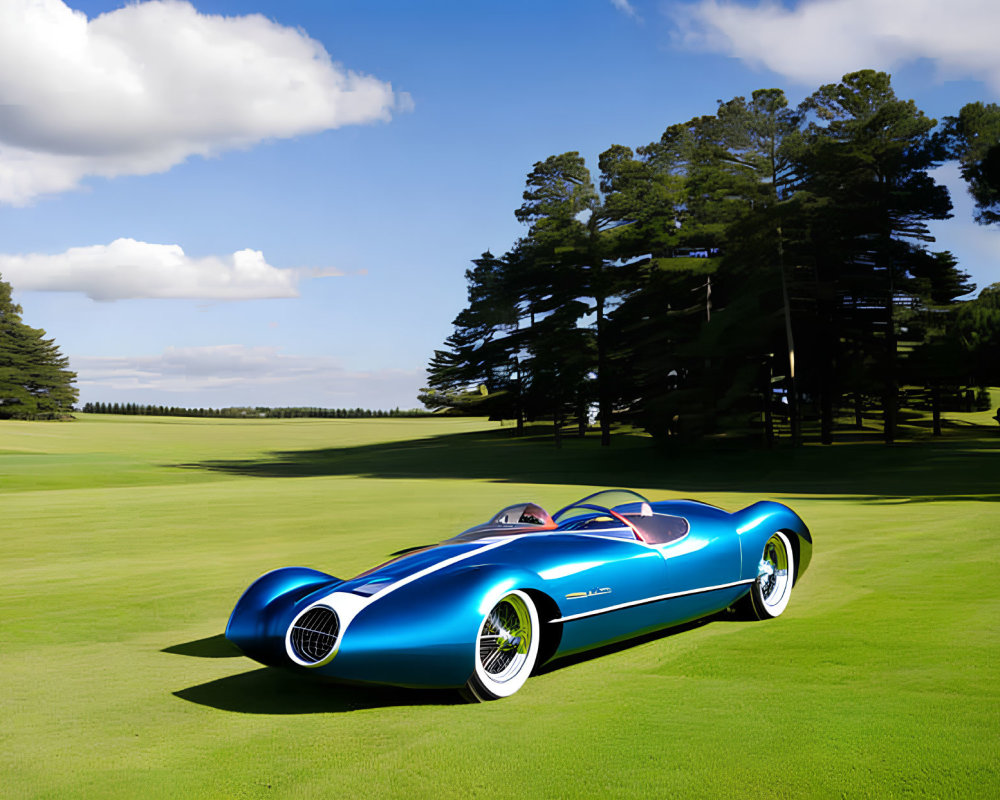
[289,606,339,663]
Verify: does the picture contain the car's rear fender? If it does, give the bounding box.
[732,501,812,582]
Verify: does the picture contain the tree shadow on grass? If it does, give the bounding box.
[173,424,1000,502]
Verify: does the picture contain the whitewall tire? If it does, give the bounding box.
[463,590,540,701]
[749,532,795,619]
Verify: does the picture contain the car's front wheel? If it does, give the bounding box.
[462,589,539,701]
[748,531,795,619]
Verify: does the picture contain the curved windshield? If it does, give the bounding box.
[552,489,689,545]
[445,490,687,547]
[552,489,650,523]
[553,503,641,540]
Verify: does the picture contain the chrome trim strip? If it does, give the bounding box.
[374,536,515,600]
[550,578,755,623]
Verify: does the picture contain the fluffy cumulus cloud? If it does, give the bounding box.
[73,345,424,409]
[0,0,411,204]
[0,238,341,300]
[672,0,1000,94]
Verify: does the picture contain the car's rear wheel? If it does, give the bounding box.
[462,590,539,701]
[748,531,795,619]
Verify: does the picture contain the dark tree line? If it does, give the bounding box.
[80,403,431,419]
[0,274,77,419]
[421,71,1000,445]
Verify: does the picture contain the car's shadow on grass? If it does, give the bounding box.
[174,668,462,713]
[162,634,242,658]
[166,633,462,712]
[167,618,732,714]
[537,617,714,675]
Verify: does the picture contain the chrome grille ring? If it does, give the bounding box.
[289,606,339,663]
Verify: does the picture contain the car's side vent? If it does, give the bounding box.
[289,606,340,664]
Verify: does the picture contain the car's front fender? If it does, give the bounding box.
[312,564,542,688]
[226,566,341,666]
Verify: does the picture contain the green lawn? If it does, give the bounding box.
[2,412,998,798]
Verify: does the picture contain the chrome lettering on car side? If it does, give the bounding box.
[553,578,756,623]
[565,587,612,599]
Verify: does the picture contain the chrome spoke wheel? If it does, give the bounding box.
[465,589,540,701]
[749,532,794,619]
[478,595,531,681]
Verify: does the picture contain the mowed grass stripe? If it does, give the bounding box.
[1,414,997,798]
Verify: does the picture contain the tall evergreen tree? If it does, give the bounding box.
[419,251,522,422]
[619,106,793,440]
[952,283,1000,386]
[516,152,644,445]
[905,250,977,434]
[608,120,722,439]
[0,275,78,419]
[798,70,952,443]
[696,89,806,443]
[943,102,1000,225]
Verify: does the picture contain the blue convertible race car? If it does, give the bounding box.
[226,489,811,701]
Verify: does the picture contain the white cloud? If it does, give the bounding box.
[672,0,1000,95]
[0,238,341,301]
[73,345,424,409]
[611,0,640,20]
[0,0,411,204]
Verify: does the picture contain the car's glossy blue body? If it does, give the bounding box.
[226,491,811,689]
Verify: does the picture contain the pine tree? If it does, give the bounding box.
[419,250,524,423]
[0,275,78,419]
[943,102,1000,225]
[798,70,952,443]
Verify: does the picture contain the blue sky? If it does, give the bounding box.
[1,0,998,409]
